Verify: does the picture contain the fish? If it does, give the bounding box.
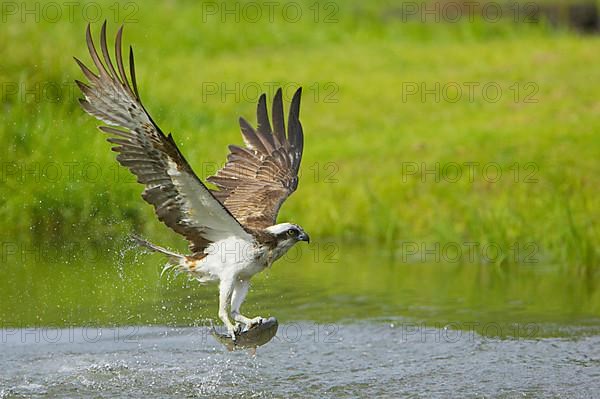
[211,317,279,353]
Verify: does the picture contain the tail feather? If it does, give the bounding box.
[130,234,183,262]
[131,234,212,281]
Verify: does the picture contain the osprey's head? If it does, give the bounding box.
[265,222,310,254]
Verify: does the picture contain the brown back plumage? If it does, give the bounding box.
[207,88,304,230]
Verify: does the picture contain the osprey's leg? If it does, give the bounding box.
[218,278,238,340]
[231,279,265,329]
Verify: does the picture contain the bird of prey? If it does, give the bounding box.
[74,23,309,340]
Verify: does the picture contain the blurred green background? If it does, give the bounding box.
[1,0,599,335]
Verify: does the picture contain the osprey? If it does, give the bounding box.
[74,23,309,340]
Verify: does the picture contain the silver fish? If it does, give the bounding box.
[211,317,278,352]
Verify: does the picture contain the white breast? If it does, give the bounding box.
[200,236,266,280]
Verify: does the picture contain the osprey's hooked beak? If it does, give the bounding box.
[299,232,310,243]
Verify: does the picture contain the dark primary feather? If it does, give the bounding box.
[207,88,304,230]
[74,22,250,253]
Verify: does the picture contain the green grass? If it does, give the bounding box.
[1,0,599,269]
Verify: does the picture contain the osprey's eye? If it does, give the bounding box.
[287,229,299,237]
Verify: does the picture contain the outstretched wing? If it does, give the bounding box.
[74,22,252,253]
[207,88,304,230]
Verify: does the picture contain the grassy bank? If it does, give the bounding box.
[1,1,598,268]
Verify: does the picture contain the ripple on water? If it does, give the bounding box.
[1,323,600,398]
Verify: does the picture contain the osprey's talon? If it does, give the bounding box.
[226,324,238,341]
[248,316,266,329]
[234,322,243,334]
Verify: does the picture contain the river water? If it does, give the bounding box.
[1,244,599,397]
[2,323,599,398]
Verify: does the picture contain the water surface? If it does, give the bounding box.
[2,324,599,398]
[1,243,599,397]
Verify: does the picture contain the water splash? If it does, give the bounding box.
[114,236,144,281]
